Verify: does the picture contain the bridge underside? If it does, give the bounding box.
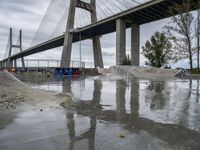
[4,0,199,66]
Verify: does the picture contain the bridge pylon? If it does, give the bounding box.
[61,0,104,68]
[7,28,25,68]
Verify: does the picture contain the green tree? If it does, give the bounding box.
[142,32,172,68]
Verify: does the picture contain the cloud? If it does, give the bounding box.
[0,0,51,59]
[0,0,176,68]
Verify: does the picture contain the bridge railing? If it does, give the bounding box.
[15,59,85,68]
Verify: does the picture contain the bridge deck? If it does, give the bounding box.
[7,0,199,61]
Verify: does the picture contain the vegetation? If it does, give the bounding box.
[164,65,172,69]
[195,1,200,69]
[164,0,200,69]
[142,31,172,68]
[122,54,131,65]
[190,68,200,74]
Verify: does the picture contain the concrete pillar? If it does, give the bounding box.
[7,58,13,68]
[19,30,25,68]
[0,61,2,69]
[4,61,7,68]
[9,28,12,58]
[116,19,126,65]
[92,37,103,68]
[14,60,17,68]
[91,0,104,68]
[3,61,4,68]
[5,61,7,68]
[7,28,13,68]
[60,0,77,68]
[131,24,140,66]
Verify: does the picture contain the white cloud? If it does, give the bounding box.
[0,0,187,69]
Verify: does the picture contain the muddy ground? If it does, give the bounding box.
[0,71,72,112]
[0,69,200,150]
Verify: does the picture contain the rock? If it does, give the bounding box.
[1,95,7,99]
[119,131,126,139]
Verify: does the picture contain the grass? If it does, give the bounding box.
[190,68,200,74]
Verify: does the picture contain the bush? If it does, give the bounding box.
[164,65,171,69]
[122,55,131,65]
[190,68,200,74]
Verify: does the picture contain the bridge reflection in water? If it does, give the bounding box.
[24,77,200,150]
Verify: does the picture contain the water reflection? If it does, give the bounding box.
[67,112,75,150]
[63,79,72,94]
[66,80,101,150]
[19,76,200,150]
[130,79,139,117]
[62,78,200,150]
[196,80,199,103]
[147,81,167,110]
[116,80,126,121]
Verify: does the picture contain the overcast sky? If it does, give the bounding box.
[0,0,192,68]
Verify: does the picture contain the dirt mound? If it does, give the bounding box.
[0,71,71,110]
[110,66,181,80]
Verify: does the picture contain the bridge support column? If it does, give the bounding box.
[93,37,103,68]
[3,61,6,68]
[91,0,104,68]
[3,61,5,68]
[14,60,17,68]
[5,61,8,68]
[0,61,2,69]
[6,28,13,68]
[131,24,140,66]
[19,30,25,68]
[7,58,13,68]
[61,0,77,68]
[116,19,126,65]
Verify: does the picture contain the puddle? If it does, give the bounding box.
[0,76,200,150]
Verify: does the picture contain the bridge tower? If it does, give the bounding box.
[61,0,104,68]
[7,28,25,68]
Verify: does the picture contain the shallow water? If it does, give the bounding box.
[0,75,200,150]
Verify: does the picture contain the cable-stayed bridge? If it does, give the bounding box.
[0,0,199,69]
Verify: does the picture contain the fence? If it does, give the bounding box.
[15,59,85,68]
